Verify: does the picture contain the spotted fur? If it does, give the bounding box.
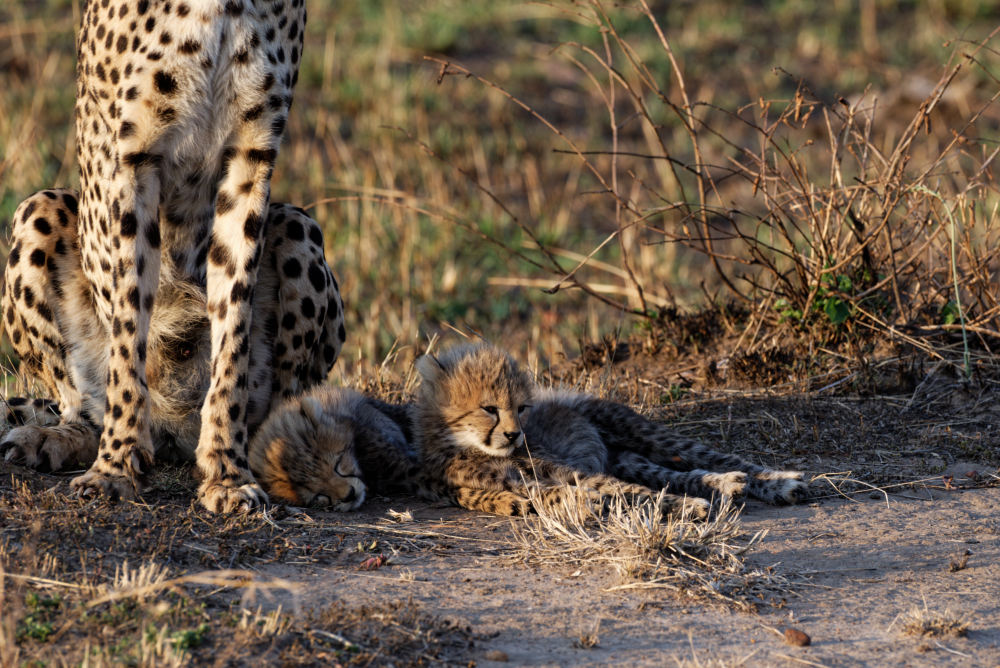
[239,344,807,517]
[249,386,418,509]
[5,0,318,512]
[413,343,808,516]
[1,189,345,498]
[412,343,715,518]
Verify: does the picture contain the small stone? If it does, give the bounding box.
[483,649,509,662]
[784,627,811,646]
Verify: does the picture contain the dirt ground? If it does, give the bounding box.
[4,344,1000,666]
[252,483,1000,667]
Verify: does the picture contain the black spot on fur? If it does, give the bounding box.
[246,148,276,166]
[308,224,323,247]
[243,212,262,239]
[285,219,303,241]
[282,258,301,278]
[215,192,235,215]
[242,104,264,122]
[123,151,162,168]
[308,264,326,292]
[230,281,250,302]
[209,243,232,269]
[153,70,177,95]
[120,212,138,237]
[145,223,160,249]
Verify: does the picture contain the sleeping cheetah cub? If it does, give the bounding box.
[249,387,418,509]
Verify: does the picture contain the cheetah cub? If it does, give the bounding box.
[249,342,807,517]
[249,387,418,509]
[411,344,709,517]
[413,343,808,517]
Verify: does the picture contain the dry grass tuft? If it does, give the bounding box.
[510,489,786,612]
[895,604,970,639]
[572,618,601,649]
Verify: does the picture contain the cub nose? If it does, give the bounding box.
[343,486,357,502]
[504,430,522,443]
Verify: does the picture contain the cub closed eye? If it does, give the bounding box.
[481,405,499,415]
[518,404,531,413]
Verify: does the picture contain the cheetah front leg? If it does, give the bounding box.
[195,122,287,513]
[70,153,163,502]
[610,451,749,500]
[451,486,533,516]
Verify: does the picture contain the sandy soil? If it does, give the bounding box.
[258,483,1000,667]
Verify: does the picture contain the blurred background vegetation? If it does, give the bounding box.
[1,0,999,374]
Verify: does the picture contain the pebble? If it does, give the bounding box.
[784,627,811,646]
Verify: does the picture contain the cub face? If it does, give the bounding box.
[416,343,534,457]
[249,396,367,511]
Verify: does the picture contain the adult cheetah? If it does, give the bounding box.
[12,0,314,511]
[1,189,345,503]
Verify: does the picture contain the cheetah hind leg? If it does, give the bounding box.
[611,451,749,500]
[551,474,712,521]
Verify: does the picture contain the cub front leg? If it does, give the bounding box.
[454,487,533,516]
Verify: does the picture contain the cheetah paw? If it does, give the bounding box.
[198,481,268,514]
[2,425,95,472]
[749,471,809,504]
[703,471,748,497]
[659,495,711,520]
[71,470,140,502]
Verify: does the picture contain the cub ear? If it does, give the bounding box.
[300,396,325,426]
[415,353,445,384]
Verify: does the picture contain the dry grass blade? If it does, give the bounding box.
[87,568,300,608]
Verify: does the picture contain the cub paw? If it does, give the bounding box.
[71,470,139,502]
[198,481,268,514]
[748,472,809,504]
[703,471,748,497]
[2,425,93,472]
[660,494,711,520]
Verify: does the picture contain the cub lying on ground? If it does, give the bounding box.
[250,342,808,518]
[249,387,417,510]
